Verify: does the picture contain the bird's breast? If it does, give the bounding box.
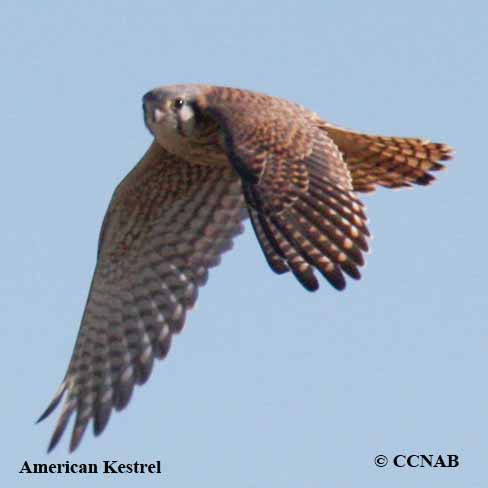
[159,130,229,167]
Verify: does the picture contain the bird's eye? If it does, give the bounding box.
[173,98,184,110]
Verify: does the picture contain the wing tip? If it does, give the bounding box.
[299,272,320,292]
[45,404,74,453]
[69,423,89,453]
[37,380,68,424]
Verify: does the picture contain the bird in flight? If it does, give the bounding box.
[38,84,453,452]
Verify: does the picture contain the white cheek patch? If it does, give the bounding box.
[179,105,195,136]
[154,108,165,123]
[179,105,194,123]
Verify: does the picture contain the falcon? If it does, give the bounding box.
[38,84,453,452]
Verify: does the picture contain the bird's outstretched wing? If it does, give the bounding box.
[38,141,247,452]
[321,124,454,193]
[198,87,370,291]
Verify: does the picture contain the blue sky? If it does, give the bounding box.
[3,1,487,486]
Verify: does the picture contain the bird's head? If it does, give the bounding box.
[142,85,205,143]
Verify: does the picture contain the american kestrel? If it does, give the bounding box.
[38,84,453,452]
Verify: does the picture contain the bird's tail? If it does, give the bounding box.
[321,124,454,193]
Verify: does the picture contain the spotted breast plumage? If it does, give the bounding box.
[38,84,453,452]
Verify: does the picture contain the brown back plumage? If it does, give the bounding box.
[201,86,369,290]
